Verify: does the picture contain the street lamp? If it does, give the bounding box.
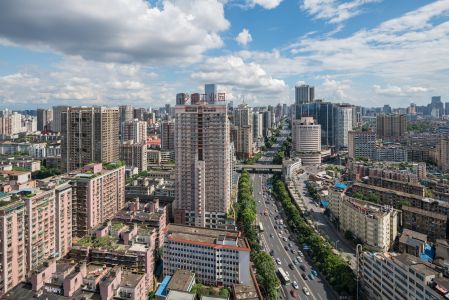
[334,240,339,251]
[356,244,363,300]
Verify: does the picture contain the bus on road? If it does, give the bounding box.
[277,267,290,284]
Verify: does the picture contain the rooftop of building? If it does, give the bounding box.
[3,282,99,300]
[342,196,398,217]
[233,284,260,300]
[399,229,428,244]
[166,290,196,300]
[119,271,145,288]
[167,269,195,292]
[402,205,447,221]
[166,224,249,250]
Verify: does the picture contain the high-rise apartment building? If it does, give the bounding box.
[0,112,22,136]
[262,110,272,138]
[233,104,253,159]
[174,99,230,228]
[348,131,376,159]
[24,189,56,272]
[54,183,73,259]
[376,114,407,140]
[37,108,53,132]
[295,84,314,106]
[252,112,263,140]
[334,105,353,148]
[119,105,134,135]
[122,119,147,143]
[161,120,175,151]
[163,224,251,287]
[0,195,26,297]
[70,163,125,237]
[437,136,449,171]
[292,117,321,165]
[51,106,68,132]
[61,107,119,172]
[120,141,148,172]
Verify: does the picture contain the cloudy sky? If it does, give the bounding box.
[0,0,448,109]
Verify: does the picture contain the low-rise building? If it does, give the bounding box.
[360,252,449,300]
[398,229,427,257]
[328,192,399,251]
[402,206,447,241]
[163,224,251,287]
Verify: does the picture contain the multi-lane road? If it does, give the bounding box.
[291,165,357,268]
[252,172,337,300]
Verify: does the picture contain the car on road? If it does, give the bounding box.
[301,273,308,280]
[274,225,277,229]
[298,250,304,257]
[283,237,288,242]
[303,287,310,296]
[311,269,318,277]
[284,245,289,251]
[275,258,281,265]
[291,249,296,255]
[288,242,294,247]
[299,265,306,271]
[269,250,274,256]
[296,256,303,263]
[288,263,294,270]
[308,273,315,280]
[270,234,274,238]
[292,281,299,289]
[293,258,299,265]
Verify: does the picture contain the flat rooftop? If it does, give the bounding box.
[166,224,249,250]
[167,269,195,292]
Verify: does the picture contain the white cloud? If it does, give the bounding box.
[236,28,253,46]
[0,0,229,64]
[191,55,287,102]
[373,85,429,96]
[246,0,283,9]
[301,0,381,24]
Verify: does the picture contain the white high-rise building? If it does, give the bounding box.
[174,99,231,228]
[252,112,263,140]
[335,105,353,149]
[292,117,321,165]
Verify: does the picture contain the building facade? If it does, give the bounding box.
[376,114,407,141]
[163,224,251,287]
[161,120,175,151]
[61,107,119,172]
[292,117,321,165]
[334,105,353,149]
[174,100,231,228]
[348,131,376,159]
[295,84,314,106]
[120,142,148,172]
[122,119,147,144]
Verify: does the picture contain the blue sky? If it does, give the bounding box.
[0,0,448,109]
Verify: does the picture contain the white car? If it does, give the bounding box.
[303,287,310,296]
[292,281,299,289]
[276,258,282,265]
[283,237,288,242]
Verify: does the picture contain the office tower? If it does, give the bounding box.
[71,163,125,237]
[176,93,188,105]
[376,114,407,141]
[161,120,175,151]
[120,141,148,172]
[37,108,53,131]
[446,102,449,115]
[174,99,230,228]
[348,131,376,159]
[205,83,217,103]
[383,104,392,114]
[295,101,336,147]
[275,103,282,121]
[282,103,288,117]
[24,189,56,272]
[163,224,251,286]
[0,195,26,297]
[52,106,68,132]
[252,112,263,140]
[120,105,134,123]
[295,84,314,106]
[428,96,444,118]
[61,107,119,172]
[334,105,353,148]
[352,106,363,128]
[122,119,147,143]
[292,117,321,165]
[262,110,272,138]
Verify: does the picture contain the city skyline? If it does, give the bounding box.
[0,1,448,109]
